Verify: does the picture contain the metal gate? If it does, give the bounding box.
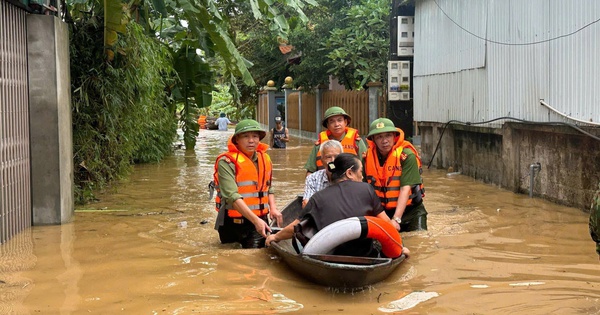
[0,0,31,244]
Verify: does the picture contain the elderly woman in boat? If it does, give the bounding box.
[266,153,410,258]
[302,140,343,207]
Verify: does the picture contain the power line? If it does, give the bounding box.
[433,0,600,46]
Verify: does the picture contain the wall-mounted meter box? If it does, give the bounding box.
[388,61,410,101]
[388,61,400,101]
[398,47,414,56]
[397,16,414,56]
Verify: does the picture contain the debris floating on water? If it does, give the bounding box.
[378,291,440,313]
[178,221,188,228]
[509,281,545,287]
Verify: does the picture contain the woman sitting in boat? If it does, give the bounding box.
[266,153,410,258]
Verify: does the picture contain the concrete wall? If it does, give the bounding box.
[27,15,73,225]
[419,122,600,210]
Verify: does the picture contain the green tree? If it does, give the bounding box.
[67,0,315,202]
[157,0,315,148]
[240,0,390,91]
[323,0,389,89]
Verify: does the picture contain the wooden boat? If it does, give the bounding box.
[269,195,406,288]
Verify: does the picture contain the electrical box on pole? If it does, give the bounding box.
[388,61,411,101]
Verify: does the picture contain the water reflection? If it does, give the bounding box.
[0,129,598,314]
[0,228,35,314]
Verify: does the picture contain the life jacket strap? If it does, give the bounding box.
[373,185,401,193]
[247,203,269,210]
[408,185,424,205]
[237,180,258,187]
[208,181,217,199]
[380,196,399,204]
[240,191,268,198]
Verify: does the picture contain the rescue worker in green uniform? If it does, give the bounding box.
[590,181,600,262]
[211,119,283,248]
[304,106,367,176]
[363,118,427,232]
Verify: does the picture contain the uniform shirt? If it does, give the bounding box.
[303,169,329,202]
[590,181,600,255]
[217,152,274,207]
[303,133,367,173]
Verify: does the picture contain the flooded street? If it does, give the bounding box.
[1,129,599,314]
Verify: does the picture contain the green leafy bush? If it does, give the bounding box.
[70,20,176,203]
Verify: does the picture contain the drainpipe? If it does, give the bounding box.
[529,162,541,198]
[540,99,600,126]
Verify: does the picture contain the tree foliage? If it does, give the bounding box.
[67,0,314,202]
[239,0,390,91]
[70,19,175,203]
[323,0,390,89]
[154,0,314,147]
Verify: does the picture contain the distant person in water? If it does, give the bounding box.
[590,181,600,262]
[214,112,232,131]
[270,116,289,149]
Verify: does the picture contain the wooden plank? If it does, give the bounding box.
[304,254,391,265]
[270,227,283,233]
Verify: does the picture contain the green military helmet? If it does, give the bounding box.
[367,118,400,140]
[233,119,266,143]
[322,106,352,128]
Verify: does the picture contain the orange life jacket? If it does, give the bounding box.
[315,127,361,170]
[364,128,425,211]
[213,138,272,218]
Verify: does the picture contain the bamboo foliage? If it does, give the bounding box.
[71,20,175,203]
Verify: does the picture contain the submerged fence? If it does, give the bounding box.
[0,1,31,244]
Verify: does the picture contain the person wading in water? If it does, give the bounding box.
[211,119,283,248]
[303,106,367,177]
[270,116,289,149]
[363,118,427,232]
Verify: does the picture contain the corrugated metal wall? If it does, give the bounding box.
[414,0,600,126]
[0,1,31,244]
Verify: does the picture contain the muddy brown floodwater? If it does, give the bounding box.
[1,129,599,314]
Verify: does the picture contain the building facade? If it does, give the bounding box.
[413,0,600,209]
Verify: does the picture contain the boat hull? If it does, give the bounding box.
[270,196,405,288]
